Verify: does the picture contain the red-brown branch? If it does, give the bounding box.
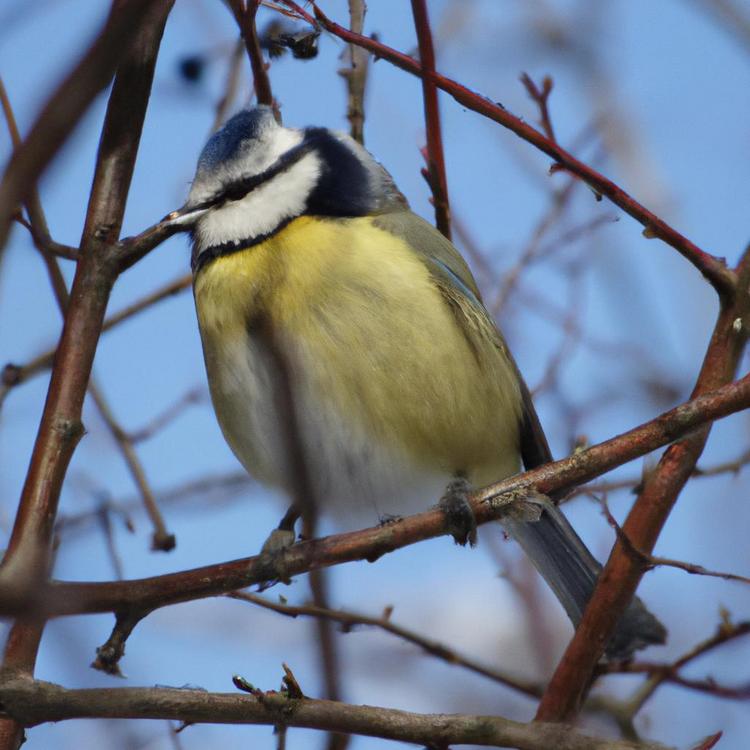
[536,253,750,721]
[0,7,174,747]
[0,0,168,254]
[229,0,278,120]
[0,0,174,584]
[0,370,748,626]
[275,0,736,298]
[411,0,451,239]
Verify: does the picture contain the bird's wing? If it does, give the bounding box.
[373,209,553,468]
[373,209,483,302]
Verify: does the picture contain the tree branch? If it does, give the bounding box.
[536,252,750,721]
[411,0,451,239]
[228,0,278,120]
[339,0,369,145]
[0,274,191,407]
[0,0,168,253]
[0,676,669,750]
[0,371,747,626]
[275,1,736,298]
[0,0,174,583]
[229,592,543,699]
[0,7,174,746]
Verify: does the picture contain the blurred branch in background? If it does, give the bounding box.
[0,273,191,408]
[689,0,750,54]
[338,0,369,145]
[87,382,176,552]
[228,591,545,698]
[277,0,737,298]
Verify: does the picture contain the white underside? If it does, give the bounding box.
[207,330,450,527]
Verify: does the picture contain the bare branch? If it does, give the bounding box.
[0,77,78,266]
[0,274,191,406]
[229,0,278,119]
[0,15,174,750]
[88,383,176,552]
[520,73,556,142]
[338,0,369,145]
[597,496,750,586]
[229,592,544,698]
[275,0,736,297]
[128,387,204,444]
[689,0,750,55]
[0,370,747,625]
[0,0,171,253]
[604,619,750,714]
[411,0,451,239]
[212,38,246,132]
[0,676,670,750]
[536,254,750,721]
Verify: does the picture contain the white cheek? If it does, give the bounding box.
[195,153,321,250]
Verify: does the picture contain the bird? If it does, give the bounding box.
[178,106,666,658]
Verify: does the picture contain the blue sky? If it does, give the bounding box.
[1,1,750,748]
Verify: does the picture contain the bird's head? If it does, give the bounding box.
[180,107,406,266]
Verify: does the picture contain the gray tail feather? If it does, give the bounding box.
[501,498,667,659]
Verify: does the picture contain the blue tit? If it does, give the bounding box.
[182,107,666,657]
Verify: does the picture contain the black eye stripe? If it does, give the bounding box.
[191,129,377,272]
[190,136,322,213]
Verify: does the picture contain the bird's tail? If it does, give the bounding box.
[501,497,667,658]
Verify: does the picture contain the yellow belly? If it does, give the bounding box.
[193,215,522,514]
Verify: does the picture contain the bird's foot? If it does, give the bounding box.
[258,505,300,585]
[439,476,477,547]
[260,527,296,555]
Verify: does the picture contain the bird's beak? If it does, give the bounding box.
[162,203,210,228]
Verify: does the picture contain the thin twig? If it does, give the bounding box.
[411,0,451,239]
[0,274,191,406]
[228,591,543,698]
[308,570,349,750]
[531,269,584,397]
[212,37,245,132]
[604,619,750,715]
[573,446,750,500]
[0,78,78,265]
[11,213,78,260]
[520,73,556,142]
[596,494,750,586]
[690,0,750,55]
[88,383,176,552]
[491,175,578,315]
[0,16,174,750]
[274,0,736,298]
[229,0,279,120]
[128,387,204,444]
[55,471,250,539]
[339,0,368,145]
[95,501,126,580]
[0,0,168,252]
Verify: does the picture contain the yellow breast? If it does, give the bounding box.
[193,215,522,509]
